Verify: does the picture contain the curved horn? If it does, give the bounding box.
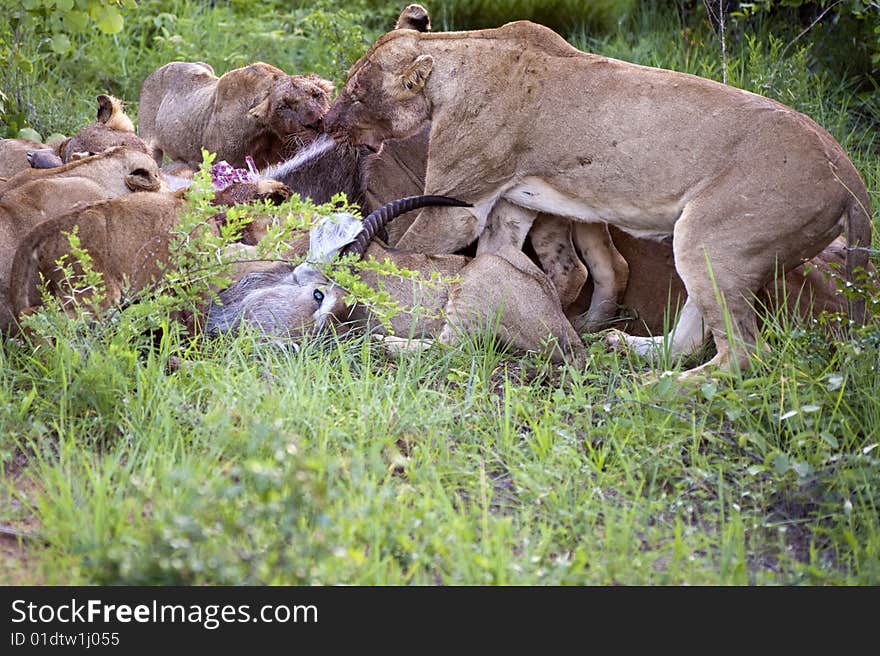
[342,194,472,257]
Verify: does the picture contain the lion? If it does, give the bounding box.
[137,61,335,170]
[55,94,150,163]
[395,3,431,31]
[324,20,872,376]
[0,147,163,331]
[10,192,187,324]
[16,95,149,173]
[363,129,859,337]
[0,138,49,180]
[0,146,162,198]
[7,176,293,327]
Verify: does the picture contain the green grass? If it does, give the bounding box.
[1,1,879,585]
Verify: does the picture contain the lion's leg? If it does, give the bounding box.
[572,221,630,332]
[528,214,588,310]
[606,296,708,360]
[396,203,489,254]
[476,199,536,255]
[374,334,434,357]
[668,207,766,376]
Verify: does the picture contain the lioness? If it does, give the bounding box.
[0,139,49,180]
[20,95,149,172]
[137,61,335,170]
[56,94,150,163]
[324,20,872,376]
[0,147,163,331]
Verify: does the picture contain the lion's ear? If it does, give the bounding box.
[52,137,71,158]
[125,168,161,192]
[96,94,114,123]
[305,74,335,97]
[395,4,430,32]
[399,54,433,96]
[248,97,271,122]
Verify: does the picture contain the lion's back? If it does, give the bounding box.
[137,61,219,164]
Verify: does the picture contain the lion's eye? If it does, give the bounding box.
[313,289,324,304]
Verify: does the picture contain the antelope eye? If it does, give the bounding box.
[313,289,324,304]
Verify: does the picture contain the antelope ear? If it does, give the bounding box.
[248,96,271,121]
[399,54,433,96]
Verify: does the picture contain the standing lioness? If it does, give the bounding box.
[324,21,872,376]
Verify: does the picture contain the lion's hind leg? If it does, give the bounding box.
[667,205,769,376]
[572,221,630,332]
[528,214,588,310]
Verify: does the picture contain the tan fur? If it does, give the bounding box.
[324,20,873,376]
[206,241,586,363]
[8,184,584,363]
[9,192,187,325]
[137,61,335,170]
[588,230,874,336]
[55,94,149,163]
[0,147,164,331]
[0,147,162,198]
[0,139,49,180]
[362,126,627,325]
[7,180,298,333]
[395,4,431,31]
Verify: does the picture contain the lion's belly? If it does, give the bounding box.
[503,176,683,240]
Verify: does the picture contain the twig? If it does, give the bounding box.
[766,0,845,90]
[0,524,46,544]
[719,0,727,85]
[703,0,728,84]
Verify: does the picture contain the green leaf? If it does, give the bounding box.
[771,453,790,475]
[93,5,123,34]
[700,382,716,401]
[55,0,73,11]
[820,432,839,449]
[50,32,71,54]
[17,127,44,142]
[62,9,89,32]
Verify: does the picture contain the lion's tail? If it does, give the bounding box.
[844,187,873,325]
[9,221,53,319]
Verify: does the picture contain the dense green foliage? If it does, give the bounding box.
[0,1,878,584]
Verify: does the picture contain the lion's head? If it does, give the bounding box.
[56,94,150,163]
[250,74,335,152]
